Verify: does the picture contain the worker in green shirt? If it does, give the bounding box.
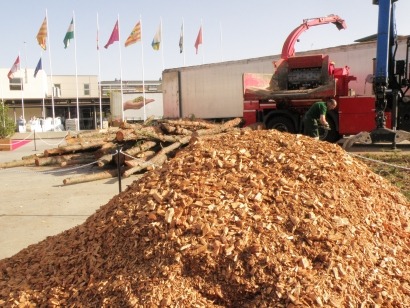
[303,99,337,139]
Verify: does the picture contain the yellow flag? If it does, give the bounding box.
[36,17,47,50]
[125,21,141,47]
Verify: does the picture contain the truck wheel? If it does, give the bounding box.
[319,118,340,142]
[266,116,296,133]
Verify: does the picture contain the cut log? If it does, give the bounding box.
[195,118,242,136]
[124,141,157,158]
[115,129,137,142]
[123,135,191,177]
[60,158,97,167]
[35,153,88,166]
[161,123,193,135]
[63,168,123,185]
[160,118,219,129]
[0,158,37,168]
[124,151,156,167]
[44,140,106,157]
[94,142,117,159]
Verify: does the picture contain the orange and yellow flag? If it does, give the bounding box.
[36,17,47,50]
[125,21,141,47]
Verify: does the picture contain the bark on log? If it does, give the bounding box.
[60,158,97,167]
[115,129,137,142]
[44,140,106,156]
[0,158,37,168]
[94,142,117,159]
[63,168,123,185]
[124,151,156,167]
[35,154,88,166]
[123,136,191,177]
[195,118,242,136]
[124,141,157,158]
[161,123,193,135]
[160,119,219,129]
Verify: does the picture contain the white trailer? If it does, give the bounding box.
[162,37,409,120]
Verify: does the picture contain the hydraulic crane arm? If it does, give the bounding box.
[281,14,347,60]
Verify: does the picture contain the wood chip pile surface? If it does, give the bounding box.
[1,129,410,307]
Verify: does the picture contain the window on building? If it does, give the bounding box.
[9,78,23,91]
[84,83,90,95]
[53,84,61,97]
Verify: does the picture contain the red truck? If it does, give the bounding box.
[242,15,410,143]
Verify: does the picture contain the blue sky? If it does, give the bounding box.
[2,0,410,81]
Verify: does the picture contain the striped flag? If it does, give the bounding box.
[151,22,161,50]
[8,56,20,79]
[104,20,119,49]
[63,18,74,48]
[36,17,47,50]
[34,58,42,78]
[195,26,202,54]
[125,21,141,47]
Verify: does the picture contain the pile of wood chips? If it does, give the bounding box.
[1,128,410,307]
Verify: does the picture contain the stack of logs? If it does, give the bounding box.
[0,118,243,185]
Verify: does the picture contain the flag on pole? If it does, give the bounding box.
[8,56,20,79]
[104,20,119,49]
[179,23,183,53]
[195,26,202,54]
[34,58,42,78]
[125,21,141,47]
[151,23,161,50]
[36,17,47,50]
[63,18,74,48]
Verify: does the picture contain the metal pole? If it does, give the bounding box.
[33,130,37,151]
[117,144,122,193]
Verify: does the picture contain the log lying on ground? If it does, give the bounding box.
[44,140,107,156]
[63,168,123,185]
[60,157,97,167]
[35,153,92,166]
[0,158,37,168]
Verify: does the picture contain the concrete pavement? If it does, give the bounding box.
[0,133,137,259]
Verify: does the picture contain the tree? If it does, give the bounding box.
[0,102,16,138]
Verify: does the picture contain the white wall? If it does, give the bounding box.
[0,68,47,99]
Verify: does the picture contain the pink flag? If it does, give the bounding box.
[104,20,119,49]
[8,56,20,79]
[194,26,202,54]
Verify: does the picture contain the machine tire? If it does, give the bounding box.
[266,116,296,133]
[319,117,340,142]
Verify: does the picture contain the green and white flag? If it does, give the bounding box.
[151,22,161,51]
[63,18,74,48]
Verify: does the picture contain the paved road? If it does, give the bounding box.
[0,135,137,260]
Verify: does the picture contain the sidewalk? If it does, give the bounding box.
[0,134,137,260]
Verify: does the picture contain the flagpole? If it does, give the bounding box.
[97,13,103,129]
[118,14,124,122]
[201,19,204,65]
[220,21,223,62]
[24,42,28,83]
[19,52,25,122]
[73,11,80,131]
[182,18,185,66]
[45,9,56,130]
[160,17,164,72]
[40,52,45,120]
[140,16,146,121]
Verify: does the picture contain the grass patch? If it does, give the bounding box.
[354,153,410,201]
